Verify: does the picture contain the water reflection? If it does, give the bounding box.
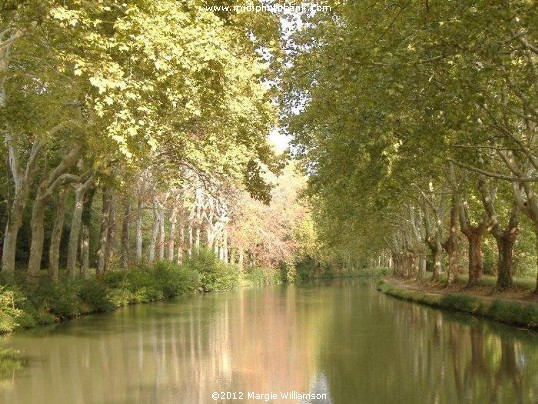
[0,280,536,403]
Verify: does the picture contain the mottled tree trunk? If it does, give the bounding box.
[177,223,184,265]
[443,194,460,285]
[195,225,200,250]
[213,234,219,256]
[27,146,80,279]
[1,37,40,275]
[168,212,177,262]
[136,199,143,261]
[27,198,47,281]
[96,188,113,278]
[532,235,538,295]
[432,246,442,282]
[238,249,244,269]
[66,175,94,278]
[416,257,426,280]
[149,201,158,262]
[223,230,228,263]
[120,200,131,269]
[158,208,165,261]
[48,188,67,280]
[2,195,26,274]
[207,228,214,251]
[188,223,193,258]
[80,225,90,279]
[104,197,116,272]
[495,231,516,289]
[466,230,484,287]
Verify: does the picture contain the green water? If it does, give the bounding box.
[0,279,536,403]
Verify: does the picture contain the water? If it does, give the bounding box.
[0,279,536,403]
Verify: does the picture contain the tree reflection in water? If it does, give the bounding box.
[0,280,535,403]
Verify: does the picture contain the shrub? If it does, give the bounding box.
[183,249,241,292]
[153,261,201,297]
[488,300,538,326]
[78,279,115,313]
[0,286,23,333]
[20,280,82,320]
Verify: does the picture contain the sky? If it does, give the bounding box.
[268,128,291,153]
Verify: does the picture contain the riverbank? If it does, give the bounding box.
[377,278,538,329]
[0,251,285,335]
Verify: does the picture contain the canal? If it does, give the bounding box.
[1,279,536,403]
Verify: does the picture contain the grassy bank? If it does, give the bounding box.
[0,250,285,335]
[377,279,538,329]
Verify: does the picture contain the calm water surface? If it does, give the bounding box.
[0,279,537,403]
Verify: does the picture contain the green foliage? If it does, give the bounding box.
[78,279,115,313]
[0,286,22,333]
[152,261,201,298]
[184,249,241,292]
[0,251,282,334]
[284,0,538,289]
[22,280,82,320]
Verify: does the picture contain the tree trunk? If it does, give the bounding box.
[466,231,484,287]
[158,208,165,261]
[96,188,113,278]
[213,234,219,256]
[2,199,24,275]
[66,175,94,278]
[26,146,81,279]
[188,223,193,258]
[1,35,40,275]
[177,223,184,265]
[48,188,67,280]
[121,200,131,269]
[432,245,442,282]
[402,252,416,278]
[416,257,426,280]
[27,197,47,281]
[168,213,177,262]
[149,200,158,262]
[195,225,200,250]
[223,230,228,263]
[80,225,90,279]
[495,231,516,289]
[207,228,214,251]
[104,197,116,272]
[219,238,224,261]
[238,249,244,269]
[2,203,24,275]
[136,199,143,261]
[443,197,459,285]
[534,231,538,295]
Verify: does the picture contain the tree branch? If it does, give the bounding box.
[447,158,538,182]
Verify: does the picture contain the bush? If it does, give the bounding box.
[0,286,23,333]
[184,249,241,292]
[153,261,201,297]
[21,280,82,320]
[78,279,115,313]
[0,252,283,335]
